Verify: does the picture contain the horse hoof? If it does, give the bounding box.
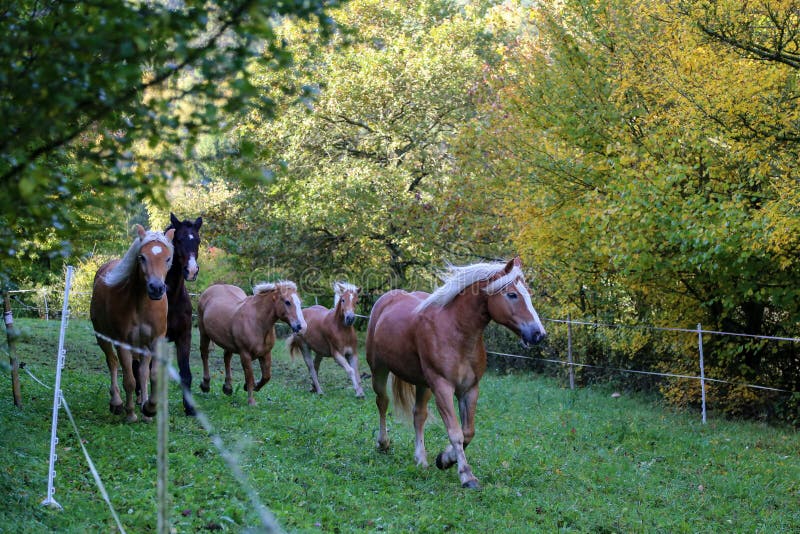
[200,382,210,393]
[247,398,257,407]
[355,392,365,399]
[461,479,480,489]
[109,403,124,415]
[222,384,233,396]
[125,414,138,424]
[184,405,197,417]
[141,402,157,418]
[435,453,455,470]
[141,415,153,423]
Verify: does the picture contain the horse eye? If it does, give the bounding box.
[507,292,518,300]
[138,255,146,263]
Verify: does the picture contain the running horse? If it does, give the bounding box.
[365,257,546,488]
[198,281,307,405]
[90,224,175,423]
[163,213,202,415]
[287,281,365,398]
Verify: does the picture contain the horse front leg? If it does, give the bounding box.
[199,330,212,393]
[239,352,256,406]
[118,347,138,423]
[139,350,156,420]
[253,351,271,392]
[413,385,432,467]
[333,352,364,398]
[176,330,195,416]
[99,338,123,415]
[431,379,479,488]
[458,385,480,451]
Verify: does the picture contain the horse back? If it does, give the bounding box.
[366,290,428,383]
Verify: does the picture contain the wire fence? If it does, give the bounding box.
[5,279,800,530]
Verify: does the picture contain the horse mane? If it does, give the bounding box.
[333,281,358,308]
[253,280,297,295]
[103,230,174,287]
[415,261,522,312]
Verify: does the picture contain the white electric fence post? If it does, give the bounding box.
[156,339,170,534]
[698,323,707,424]
[42,265,73,509]
[567,313,575,390]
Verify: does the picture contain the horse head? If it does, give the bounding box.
[485,256,546,347]
[167,212,202,282]
[136,224,175,300]
[273,281,307,334]
[333,281,360,327]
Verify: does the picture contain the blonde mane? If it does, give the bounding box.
[103,230,174,287]
[333,281,359,308]
[254,280,297,295]
[416,261,523,312]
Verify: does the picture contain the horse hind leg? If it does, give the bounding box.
[176,332,196,416]
[371,366,391,451]
[199,328,212,393]
[238,352,257,406]
[413,385,432,467]
[303,348,323,394]
[222,351,234,396]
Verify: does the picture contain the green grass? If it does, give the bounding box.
[1,318,799,533]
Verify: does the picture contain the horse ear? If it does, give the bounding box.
[504,256,522,273]
[134,224,146,239]
[165,228,175,242]
[170,212,180,227]
[194,216,203,229]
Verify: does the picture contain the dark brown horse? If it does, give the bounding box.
[365,257,546,488]
[198,281,307,405]
[164,213,202,415]
[90,225,175,423]
[287,281,364,398]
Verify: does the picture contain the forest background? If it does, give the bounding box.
[2,0,800,424]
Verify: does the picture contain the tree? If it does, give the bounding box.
[0,0,343,286]
[192,0,513,296]
[461,0,800,418]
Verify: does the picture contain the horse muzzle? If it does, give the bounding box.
[147,283,166,300]
[291,321,307,334]
[519,323,546,348]
[184,257,199,281]
[343,312,356,327]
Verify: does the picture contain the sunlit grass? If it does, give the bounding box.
[1,318,798,532]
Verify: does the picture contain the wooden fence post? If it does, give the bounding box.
[567,313,575,390]
[4,290,22,408]
[156,339,170,534]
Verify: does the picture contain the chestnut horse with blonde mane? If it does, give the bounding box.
[90,224,175,423]
[287,281,365,398]
[198,281,307,405]
[365,257,546,488]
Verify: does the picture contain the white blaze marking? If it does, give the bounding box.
[188,234,195,241]
[151,245,163,255]
[292,294,307,330]
[187,255,198,274]
[516,280,545,334]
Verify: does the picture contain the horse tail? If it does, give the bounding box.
[286,334,302,360]
[390,374,416,422]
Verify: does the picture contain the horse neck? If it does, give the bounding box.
[165,260,185,298]
[251,293,280,331]
[443,285,492,343]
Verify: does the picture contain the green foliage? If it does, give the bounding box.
[2,318,799,532]
[0,0,344,286]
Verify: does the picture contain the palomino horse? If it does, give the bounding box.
[198,281,307,405]
[365,257,546,488]
[287,281,365,398]
[90,224,175,423]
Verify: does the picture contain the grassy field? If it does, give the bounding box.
[1,318,798,533]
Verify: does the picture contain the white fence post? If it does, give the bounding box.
[567,313,575,390]
[156,339,170,534]
[697,323,707,424]
[42,266,73,509]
